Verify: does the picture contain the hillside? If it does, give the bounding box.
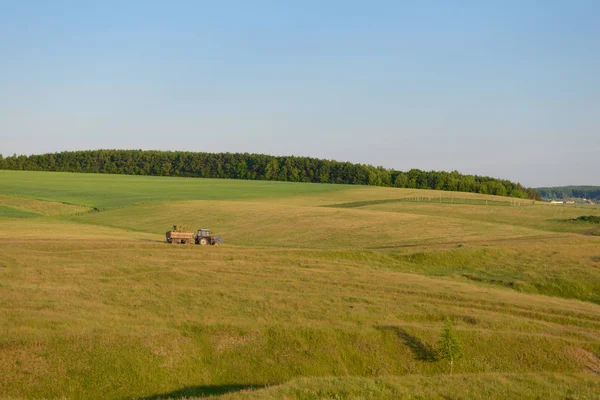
[0,170,599,399]
[0,150,540,199]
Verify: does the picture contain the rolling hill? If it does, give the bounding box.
[0,170,599,399]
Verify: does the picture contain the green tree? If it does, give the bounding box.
[234,160,248,179]
[437,317,463,375]
[318,162,331,183]
[393,172,408,188]
[264,159,279,181]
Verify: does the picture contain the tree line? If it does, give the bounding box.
[536,186,600,201]
[0,150,539,199]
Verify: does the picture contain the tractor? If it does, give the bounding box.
[195,229,223,246]
[165,226,223,245]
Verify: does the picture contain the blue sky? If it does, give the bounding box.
[1,1,598,187]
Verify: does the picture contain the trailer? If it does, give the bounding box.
[165,231,195,244]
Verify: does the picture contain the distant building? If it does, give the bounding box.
[550,200,564,204]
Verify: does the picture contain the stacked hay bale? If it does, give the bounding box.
[171,225,190,233]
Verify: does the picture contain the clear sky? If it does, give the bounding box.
[1,1,598,187]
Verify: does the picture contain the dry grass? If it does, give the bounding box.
[1,239,600,398]
[72,200,552,249]
[264,185,538,207]
[362,201,600,234]
[0,171,599,399]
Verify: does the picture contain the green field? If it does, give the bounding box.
[1,170,599,399]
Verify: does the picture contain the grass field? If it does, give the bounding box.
[1,170,599,399]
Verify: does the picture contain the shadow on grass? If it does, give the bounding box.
[377,326,438,362]
[134,384,260,400]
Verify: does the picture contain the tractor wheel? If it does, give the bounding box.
[199,238,208,246]
[167,238,172,244]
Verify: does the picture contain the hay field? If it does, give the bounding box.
[0,170,599,399]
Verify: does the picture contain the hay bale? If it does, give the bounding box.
[171,225,190,232]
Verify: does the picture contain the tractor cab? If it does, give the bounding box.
[197,229,211,238]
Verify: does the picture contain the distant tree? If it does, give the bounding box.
[162,161,172,176]
[392,171,408,188]
[367,168,381,186]
[317,160,331,183]
[437,317,463,375]
[488,181,507,197]
[234,160,247,179]
[264,159,279,181]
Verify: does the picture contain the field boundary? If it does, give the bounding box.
[326,197,535,209]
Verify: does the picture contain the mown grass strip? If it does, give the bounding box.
[326,197,517,209]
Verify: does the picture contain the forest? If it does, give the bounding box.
[0,150,539,199]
